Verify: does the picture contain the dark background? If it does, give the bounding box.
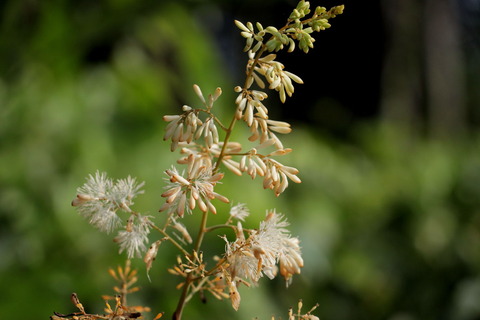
[1,0,480,319]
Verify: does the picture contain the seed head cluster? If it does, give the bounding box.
[221,210,303,310]
[72,171,151,258]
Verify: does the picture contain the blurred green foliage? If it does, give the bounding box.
[1,1,480,320]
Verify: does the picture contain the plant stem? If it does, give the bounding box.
[204,224,237,233]
[172,210,209,320]
[172,20,301,319]
[213,116,237,174]
[213,47,268,174]
[172,275,191,320]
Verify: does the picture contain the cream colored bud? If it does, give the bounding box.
[214,192,230,203]
[237,97,247,112]
[252,71,265,88]
[235,108,243,120]
[245,75,254,89]
[223,159,243,176]
[255,104,268,119]
[162,186,181,201]
[188,192,196,210]
[170,141,179,152]
[283,171,301,184]
[269,77,281,90]
[297,300,304,313]
[275,172,289,195]
[244,103,254,127]
[193,84,205,104]
[163,115,181,122]
[71,194,94,206]
[269,126,292,134]
[167,170,190,186]
[254,161,265,176]
[182,105,192,112]
[279,87,286,103]
[284,71,303,84]
[205,199,217,214]
[197,196,208,213]
[172,123,183,142]
[263,176,273,189]
[248,129,260,142]
[213,87,222,101]
[251,90,268,100]
[158,201,171,212]
[164,120,179,140]
[210,172,224,183]
[281,165,299,175]
[177,193,186,217]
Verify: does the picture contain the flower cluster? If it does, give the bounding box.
[221,210,303,309]
[162,71,301,199]
[72,171,151,258]
[163,85,222,152]
[250,53,304,103]
[228,203,250,222]
[69,1,344,318]
[236,0,344,54]
[159,165,229,217]
[114,214,152,259]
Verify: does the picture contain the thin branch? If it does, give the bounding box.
[149,223,189,257]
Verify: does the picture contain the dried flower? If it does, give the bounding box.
[111,176,145,209]
[278,237,304,287]
[114,214,152,259]
[72,171,145,233]
[224,210,303,288]
[227,275,241,311]
[172,220,193,244]
[144,240,162,279]
[225,230,262,283]
[229,203,250,221]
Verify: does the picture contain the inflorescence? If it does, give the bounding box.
[67,1,344,318]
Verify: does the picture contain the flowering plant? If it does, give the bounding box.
[54,1,344,319]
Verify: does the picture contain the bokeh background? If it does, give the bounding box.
[1,0,480,319]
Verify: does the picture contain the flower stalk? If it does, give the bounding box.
[66,1,344,319]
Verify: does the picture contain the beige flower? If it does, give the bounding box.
[262,159,301,196]
[159,166,229,217]
[163,84,222,151]
[253,55,304,103]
